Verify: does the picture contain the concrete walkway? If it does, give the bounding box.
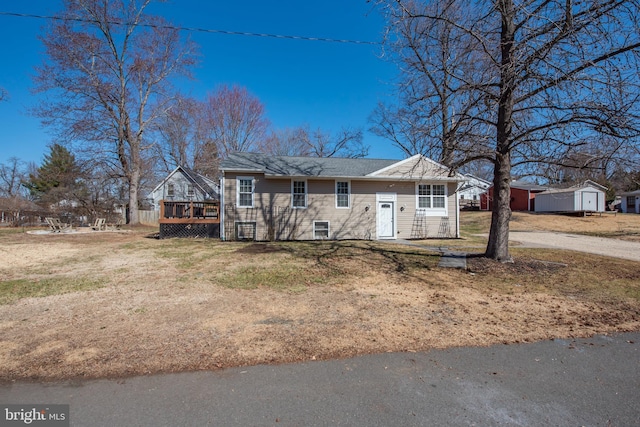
[1,333,638,426]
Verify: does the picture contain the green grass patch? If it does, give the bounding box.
[0,276,105,305]
[155,248,229,269]
[0,227,30,235]
[120,241,152,250]
[460,212,491,233]
[216,264,319,292]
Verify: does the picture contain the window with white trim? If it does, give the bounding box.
[235,222,256,240]
[313,221,330,239]
[292,180,307,208]
[167,183,175,197]
[417,184,447,214]
[187,184,194,197]
[336,181,350,208]
[237,177,254,207]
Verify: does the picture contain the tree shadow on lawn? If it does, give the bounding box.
[234,240,441,281]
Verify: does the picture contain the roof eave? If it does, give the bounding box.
[151,165,182,194]
[220,167,265,174]
[260,173,464,181]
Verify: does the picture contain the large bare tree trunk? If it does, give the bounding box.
[486,152,512,261]
[485,0,515,261]
[128,167,140,225]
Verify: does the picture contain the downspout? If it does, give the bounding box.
[220,175,225,241]
[456,188,460,238]
[455,181,464,238]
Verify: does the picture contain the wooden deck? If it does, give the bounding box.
[159,200,220,224]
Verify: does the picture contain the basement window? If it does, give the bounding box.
[313,221,330,239]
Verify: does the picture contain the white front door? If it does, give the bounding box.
[377,202,395,239]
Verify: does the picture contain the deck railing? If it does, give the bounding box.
[159,200,220,224]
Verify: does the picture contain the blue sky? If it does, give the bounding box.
[0,0,404,167]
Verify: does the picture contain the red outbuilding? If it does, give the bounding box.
[480,180,549,211]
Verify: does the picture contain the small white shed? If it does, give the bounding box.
[534,181,606,213]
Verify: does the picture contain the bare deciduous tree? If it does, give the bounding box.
[202,85,270,157]
[371,0,490,168]
[376,0,640,261]
[260,127,311,157]
[0,157,28,198]
[306,127,368,158]
[261,125,368,158]
[153,94,219,177]
[32,0,196,224]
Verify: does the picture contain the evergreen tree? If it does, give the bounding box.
[25,144,85,209]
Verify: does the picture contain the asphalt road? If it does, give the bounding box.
[1,333,638,426]
[509,231,640,261]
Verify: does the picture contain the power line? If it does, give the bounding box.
[0,11,379,45]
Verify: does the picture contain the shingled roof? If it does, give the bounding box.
[180,165,219,198]
[151,165,219,198]
[509,180,549,192]
[221,152,400,178]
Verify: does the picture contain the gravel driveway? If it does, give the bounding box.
[510,231,640,262]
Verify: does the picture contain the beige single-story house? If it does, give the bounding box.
[219,152,464,241]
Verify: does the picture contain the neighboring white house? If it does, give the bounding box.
[620,190,640,214]
[149,166,219,210]
[458,175,491,208]
[534,180,606,213]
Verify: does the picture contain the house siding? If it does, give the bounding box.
[534,191,575,212]
[151,169,218,210]
[481,186,540,211]
[372,156,451,180]
[223,173,458,240]
[620,191,640,214]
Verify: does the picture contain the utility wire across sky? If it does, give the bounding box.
[0,11,380,45]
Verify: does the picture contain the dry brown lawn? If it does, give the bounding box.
[1,212,639,382]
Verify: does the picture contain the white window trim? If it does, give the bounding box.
[416,183,448,216]
[291,179,307,209]
[313,220,330,240]
[236,176,255,208]
[335,180,351,209]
